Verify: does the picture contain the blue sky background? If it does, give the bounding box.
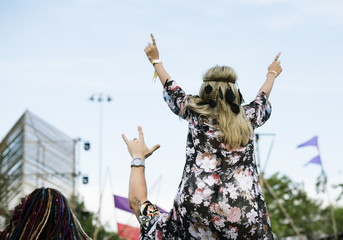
[1,0,342,231]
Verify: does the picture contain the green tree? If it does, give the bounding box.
[320,206,343,237]
[333,207,343,234]
[264,173,325,239]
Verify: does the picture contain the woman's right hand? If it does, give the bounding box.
[144,34,160,63]
[268,52,282,77]
[122,126,160,160]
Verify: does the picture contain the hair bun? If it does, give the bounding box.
[226,75,236,83]
[203,65,237,84]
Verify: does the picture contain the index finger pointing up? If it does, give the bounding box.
[138,126,144,141]
[274,52,281,62]
[151,33,156,46]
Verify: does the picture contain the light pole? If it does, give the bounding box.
[89,93,112,240]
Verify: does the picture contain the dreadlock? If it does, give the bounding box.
[0,187,91,240]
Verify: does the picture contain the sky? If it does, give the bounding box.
[1,0,343,232]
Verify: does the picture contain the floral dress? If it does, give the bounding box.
[140,79,274,240]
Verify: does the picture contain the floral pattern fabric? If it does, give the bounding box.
[140,79,274,240]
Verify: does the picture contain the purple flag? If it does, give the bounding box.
[113,195,168,214]
[297,136,318,148]
[114,195,132,213]
[304,155,322,166]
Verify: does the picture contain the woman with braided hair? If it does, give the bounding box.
[126,34,282,240]
[0,187,91,240]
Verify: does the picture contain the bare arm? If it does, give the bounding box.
[128,165,147,220]
[122,126,160,220]
[144,34,171,86]
[260,53,283,99]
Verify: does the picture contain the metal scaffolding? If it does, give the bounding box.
[0,110,76,228]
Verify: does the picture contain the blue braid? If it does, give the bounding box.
[71,222,77,240]
[61,204,71,239]
[56,194,64,234]
[42,187,45,200]
[54,204,57,224]
[11,194,37,240]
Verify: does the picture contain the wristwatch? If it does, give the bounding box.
[131,158,145,167]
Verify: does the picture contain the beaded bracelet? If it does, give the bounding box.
[267,70,278,77]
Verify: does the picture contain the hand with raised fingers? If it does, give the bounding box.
[267,52,283,78]
[122,126,160,160]
[144,33,160,64]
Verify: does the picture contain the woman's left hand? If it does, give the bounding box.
[268,52,282,77]
[144,34,160,63]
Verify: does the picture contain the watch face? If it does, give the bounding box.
[134,159,141,165]
[131,158,144,167]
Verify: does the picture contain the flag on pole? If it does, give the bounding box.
[304,155,322,166]
[296,135,336,237]
[117,223,140,240]
[114,195,133,214]
[114,195,140,240]
[114,195,168,214]
[297,136,318,148]
[297,136,323,167]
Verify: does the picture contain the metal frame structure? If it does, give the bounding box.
[0,111,76,228]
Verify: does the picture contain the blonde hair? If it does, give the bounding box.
[187,65,253,148]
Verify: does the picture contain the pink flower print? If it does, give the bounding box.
[211,215,225,229]
[216,202,230,216]
[188,188,193,195]
[228,226,239,239]
[210,203,217,213]
[211,215,220,225]
[156,230,162,240]
[200,153,217,172]
[192,189,204,204]
[203,188,214,198]
[192,194,203,204]
[205,173,221,186]
[212,173,220,182]
[219,186,224,193]
[227,207,241,223]
[196,180,206,189]
[173,208,178,220]
[170,82,180,91]
[195,188,203,195]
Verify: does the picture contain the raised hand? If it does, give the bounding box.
[122,126,160,160]
[268,52,282,77]
[144,34,160,63]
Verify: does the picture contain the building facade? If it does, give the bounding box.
[0,111,76,228]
